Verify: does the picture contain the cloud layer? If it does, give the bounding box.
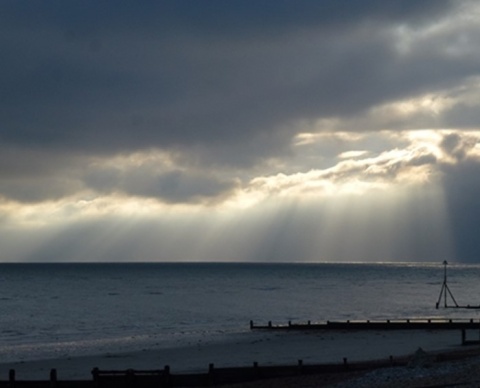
[2,1,480,262]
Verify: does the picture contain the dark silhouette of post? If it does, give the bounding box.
[436,260,459,309]
[9,369,15,387]
[50,369,57,387]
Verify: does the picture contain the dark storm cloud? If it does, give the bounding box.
[84,166,238,204]
[0,0,456,162]
[0,146,85,202]
[440,133,473,161]
[0,144,238,204]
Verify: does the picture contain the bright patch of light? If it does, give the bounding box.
[471,143,480,159]
[338,150,368,159]
[294,130,366,146]
[248,133,443,204]
[0,194,201,230]
[393,2,480,58]
[371,94,456,121]
[88,148,176,170]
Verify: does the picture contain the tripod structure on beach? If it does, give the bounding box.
[436,260,459,309]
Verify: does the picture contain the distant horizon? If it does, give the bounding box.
[0,260,468,266]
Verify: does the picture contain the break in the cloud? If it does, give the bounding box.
[2,0,480,262]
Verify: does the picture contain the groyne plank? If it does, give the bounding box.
[250,318,480,331]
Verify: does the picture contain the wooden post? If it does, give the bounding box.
[126,369,135,385]
[164,365,170,388]
[9,369,15,387]
[92,367,99,379]
[297,359,303,375]
[268,321,272,328]
[208,363,215,386]
[92,367,99,387]
[389,355,394,366]
[50,369,57,387]
[253,362,259,377]
[343,357,348,370]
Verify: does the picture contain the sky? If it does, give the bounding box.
[2,0,480,263]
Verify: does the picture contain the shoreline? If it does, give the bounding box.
[0,329,469,381]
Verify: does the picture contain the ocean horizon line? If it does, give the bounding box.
[0,260,467,267]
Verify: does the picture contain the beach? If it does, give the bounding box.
[0,263,478,385]
[0,328,471,383]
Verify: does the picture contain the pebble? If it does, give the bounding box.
[334,354,480,387]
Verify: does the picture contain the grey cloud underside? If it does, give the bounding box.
[84,167,238,204]
[0,145,238,204]
[0,0,460,161]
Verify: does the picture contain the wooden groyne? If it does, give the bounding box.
[0,357,412,387]
[2,347,480,388]
[250,318,480,331]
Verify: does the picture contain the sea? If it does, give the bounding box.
[0,262,480,363]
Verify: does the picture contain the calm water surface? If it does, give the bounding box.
[0,262,479,362]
